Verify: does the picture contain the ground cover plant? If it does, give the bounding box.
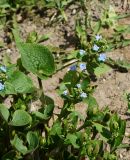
[0,0,130,159]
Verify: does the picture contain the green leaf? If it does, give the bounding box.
[92,20,101,34]
[16,42,55,78]
[4,82,16,94]
[33,105,54,121]
[11,135,28,155]
[0,104,9,122]
[64,133,79,149]
[26,131,39,151]
[112,120,126,151]
[104,152,117,160]
[122,39,130,47]
[115,60,130,70]
[109,114,126,152]
[5,71,34,94]
[33,95,54,120]
[93,122,111,141]
[32,111,45,120]
[10,110,32,126]
[43,104,54,120]
[86,95,98,108]
[0,0,10,8]
[50,121,62,136]
[64,71,79,88]
[94,63,111,77]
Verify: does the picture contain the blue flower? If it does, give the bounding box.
[0,66,7,72]
[80,92,87,98]
[80,63,86,71]
[79,49,86,56]
[93,44,99,51]
[76,84,81,88]
[95,35,102,41]
[0,82,4,91]
[98,53,106,62]
[69,65,77,71]
[63,90,68,95]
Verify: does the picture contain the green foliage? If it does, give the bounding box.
[94,63,111,77]
[5,71,35,94]
[13,28,55,78]
[10,110,32,126]
[17,43,55,78]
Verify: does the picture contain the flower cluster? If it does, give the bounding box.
[0,66,7,72]
[69,65,77,71]
[80,92,87,98]
[98,53,107,62]
[79,49,86,56]
[76,83,81,88]
[69,63,87,72]
[0,82,4,91]
[95,34,102,41]
[76,83,87,99]
[93,44,99,51]
[63,90,68,95]
[79,63,86,71]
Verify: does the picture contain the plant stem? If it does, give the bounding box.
[38,77,43,90]
[56,59,79,72]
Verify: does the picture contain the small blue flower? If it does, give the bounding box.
[76,84,81,88]
[93,44,99,51]
[69,65,77,71]
[63,90,68,95]
[95,35,102,41]
[80,63,86,71]
[79,49,86,56]
[0,66,7,72]
[0,82,4,91]
[98,53,106,62]
[80,92,87,98]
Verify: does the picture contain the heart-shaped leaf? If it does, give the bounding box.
[26,131,39,151]
[10,110,32,126]
[16,42,55,78]
[5,71,35,94]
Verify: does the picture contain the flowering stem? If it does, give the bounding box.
[56,59,79,72]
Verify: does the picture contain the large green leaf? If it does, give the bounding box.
[26,131,39,151]
[10,110,32,126]
[16,42,55,78]
[5,71,34,94]
[11,135,28,155]
[0,104,9,122]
